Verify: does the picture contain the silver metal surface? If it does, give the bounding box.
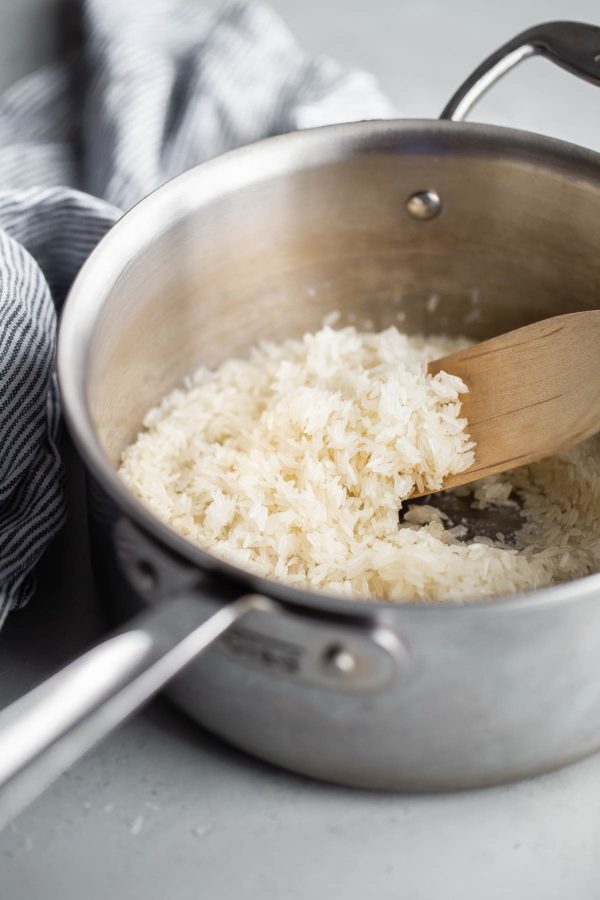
[323,646,357,675]
[405,189,442,220]
[442,44,535,122]
[117,518,406,694]
[58,119,600,611]
[217,608,406,694]
[63,106,600,789]
[442,21,600,121]
[0,593,275,829]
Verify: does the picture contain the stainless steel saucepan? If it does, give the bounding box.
[1,21,600,827]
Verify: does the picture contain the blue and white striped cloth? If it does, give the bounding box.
[0,0,392,626]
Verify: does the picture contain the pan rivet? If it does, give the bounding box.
[132,559,158,592]
[406,190,442,221]
[322,644,357,676]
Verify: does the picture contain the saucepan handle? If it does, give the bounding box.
[0,592,272,830]
[441,20,600,122]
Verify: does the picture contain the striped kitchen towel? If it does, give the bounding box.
[0,0,393,626]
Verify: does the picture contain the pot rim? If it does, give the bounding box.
[58,117,600,618]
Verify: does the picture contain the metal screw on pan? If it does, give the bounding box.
[406,190,442,220]
[130,559,159,593]
[322,644,357,676]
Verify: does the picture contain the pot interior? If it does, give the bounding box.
[82,122,600,474]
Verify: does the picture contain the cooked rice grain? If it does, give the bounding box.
[119,326,600,602]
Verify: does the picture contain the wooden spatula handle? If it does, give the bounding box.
[428,311,600,489]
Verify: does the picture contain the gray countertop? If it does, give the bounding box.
[2,1,600,897]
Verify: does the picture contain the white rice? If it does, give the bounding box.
[119,325,600,602]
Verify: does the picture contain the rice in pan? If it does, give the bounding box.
[119,325,600,602]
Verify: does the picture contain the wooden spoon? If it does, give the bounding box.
[421,311,600,495]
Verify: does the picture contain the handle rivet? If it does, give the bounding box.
[131,559,159,592]
[322,644,357,675]
[406,190,442,220]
